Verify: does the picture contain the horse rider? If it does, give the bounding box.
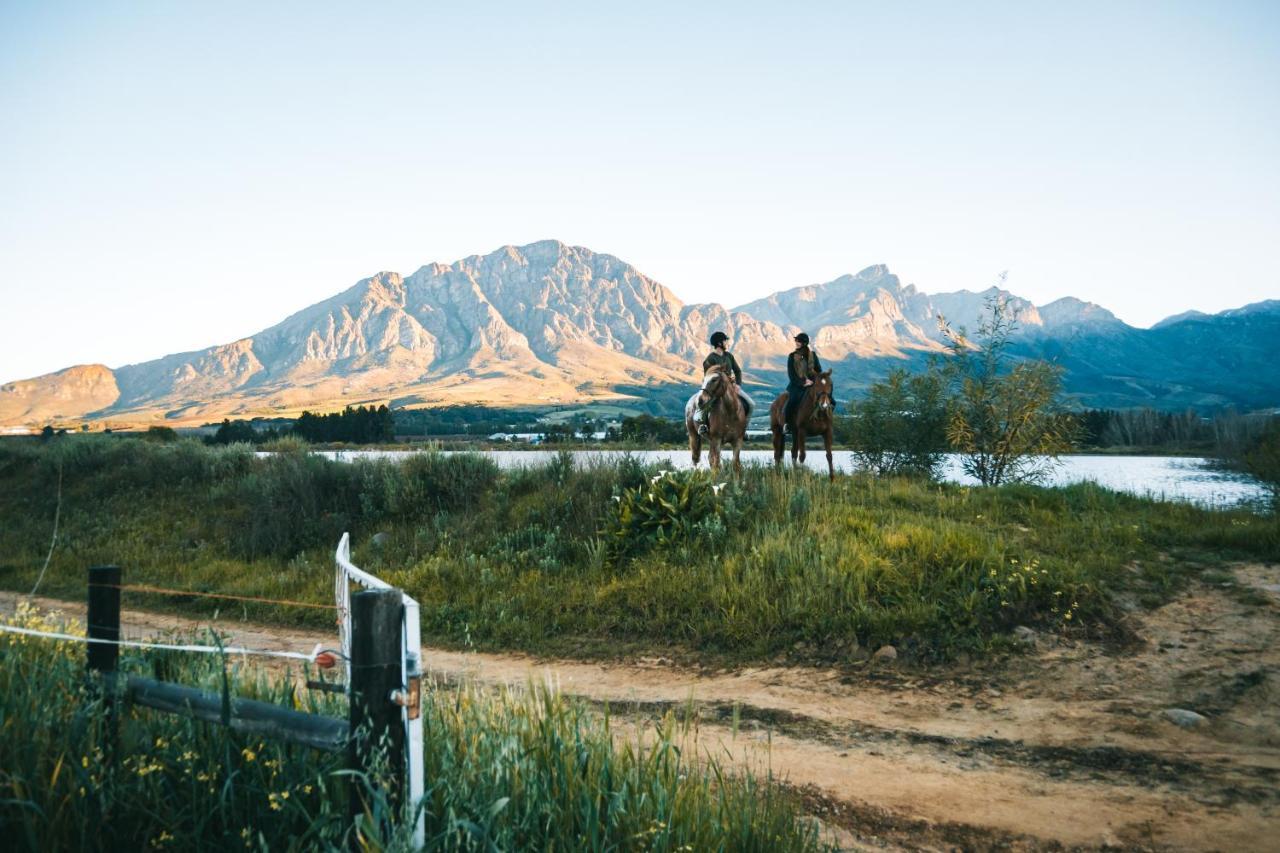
[783,332,823,432]
[694,331,754,435]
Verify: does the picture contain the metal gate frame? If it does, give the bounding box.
[335,533,425,848]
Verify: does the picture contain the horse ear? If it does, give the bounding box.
[822,369,832,378]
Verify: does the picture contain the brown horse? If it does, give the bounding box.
[769,370,836,480]
[685,365,747,473]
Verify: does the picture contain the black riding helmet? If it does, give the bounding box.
[710,331,729,347]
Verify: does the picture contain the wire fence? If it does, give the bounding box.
[0,622,330,663]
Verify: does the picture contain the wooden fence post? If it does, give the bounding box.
[87,564,121,755]
[348,587,406,832]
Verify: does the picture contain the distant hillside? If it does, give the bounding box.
[2,241,1277,426]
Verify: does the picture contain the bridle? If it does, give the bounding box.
[806,377,834,422]
[704,368,733,401]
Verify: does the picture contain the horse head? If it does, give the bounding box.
[811,370,835,418]
[702,365,734,399]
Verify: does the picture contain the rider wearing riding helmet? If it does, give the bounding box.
[783,332,823,431]
[694,331,751,435]
[703,331,742,384]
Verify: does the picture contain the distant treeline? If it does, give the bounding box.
[207,405,394,445]
[393,405,544,437]
[1075,407,1276,454]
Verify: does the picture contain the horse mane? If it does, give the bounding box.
[795,371,833,426]
[703,364,744,420]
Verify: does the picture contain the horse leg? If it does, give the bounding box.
[689,429,702,467]
[709,435,721,471]
[772,426,784,465]
[824,428,834,481]
[793,429,807,466]
[732,435,743,474]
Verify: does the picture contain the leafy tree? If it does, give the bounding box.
[847,367,948,478]
[144,425,179,443]
[614,414,685,444]
[291,405,394,444]
[210,418,260,445]
[1243,419,1280,507]
[940,289,1079,486]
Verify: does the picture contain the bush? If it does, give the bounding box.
[144,425,179,442]
[846,368,948,478]
[604,468,728,562]
[1243,420,1280,508]
[940,290,1080,485]
[364,451,499,518]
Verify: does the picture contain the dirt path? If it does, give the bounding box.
[4,561,1278,851]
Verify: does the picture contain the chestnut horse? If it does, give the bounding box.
[685,365,747,473]
[769,369,836,480]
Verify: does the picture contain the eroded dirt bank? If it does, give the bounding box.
[4,561,1277,851]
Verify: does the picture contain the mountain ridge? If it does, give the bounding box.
[3,240,1277,426]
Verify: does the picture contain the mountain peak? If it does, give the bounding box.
[1038,297,1121,329]
[3,242,1276,426]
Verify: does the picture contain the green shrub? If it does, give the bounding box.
[1243,420,1280,508]
[604,468,726,561]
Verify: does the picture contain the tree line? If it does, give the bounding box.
[843,294,1280,492]
[208,405,394,445]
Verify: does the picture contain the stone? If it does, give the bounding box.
[1013,625,1037,645]
[370,531,390,548]
[1161,708,1208,728]
[872,645,898,662]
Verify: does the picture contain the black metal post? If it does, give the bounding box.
[348,588,405,833]
[87,564,121,755]
[87,565,121,674]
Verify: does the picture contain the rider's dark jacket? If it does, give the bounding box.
[702,350,743,386]
[786,348,822,389]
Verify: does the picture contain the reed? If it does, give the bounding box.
[0,602,828,851]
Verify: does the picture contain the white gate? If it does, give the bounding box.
[335,532,425,848]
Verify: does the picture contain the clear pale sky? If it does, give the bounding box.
[2,1,1277,382]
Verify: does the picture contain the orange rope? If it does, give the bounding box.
[94,582,337,611]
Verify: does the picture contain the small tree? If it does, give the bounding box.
[941,289,1079,486]
[847,367,948,478]
[1243,419,1280,509]
[144,425,179,443]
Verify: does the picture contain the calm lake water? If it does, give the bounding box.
[299,448,1271,511]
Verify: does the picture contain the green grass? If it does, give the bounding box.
[1,436,1276,663]
[0,602,827,851]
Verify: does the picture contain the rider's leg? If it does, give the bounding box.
[695,393,711,435]
[783,388,802,433]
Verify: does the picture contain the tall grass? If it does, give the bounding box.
[0,603,827,851]
[0,436,1275,661]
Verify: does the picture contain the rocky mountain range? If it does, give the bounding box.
[2,240,1277,427]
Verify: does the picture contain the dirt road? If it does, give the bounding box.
[5,561,1278,851]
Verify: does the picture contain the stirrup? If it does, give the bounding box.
[697,422,709,436]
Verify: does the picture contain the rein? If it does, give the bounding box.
[798,381,833,428]
[705,370,743,419]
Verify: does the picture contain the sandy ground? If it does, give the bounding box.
[4,560,1277,852]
